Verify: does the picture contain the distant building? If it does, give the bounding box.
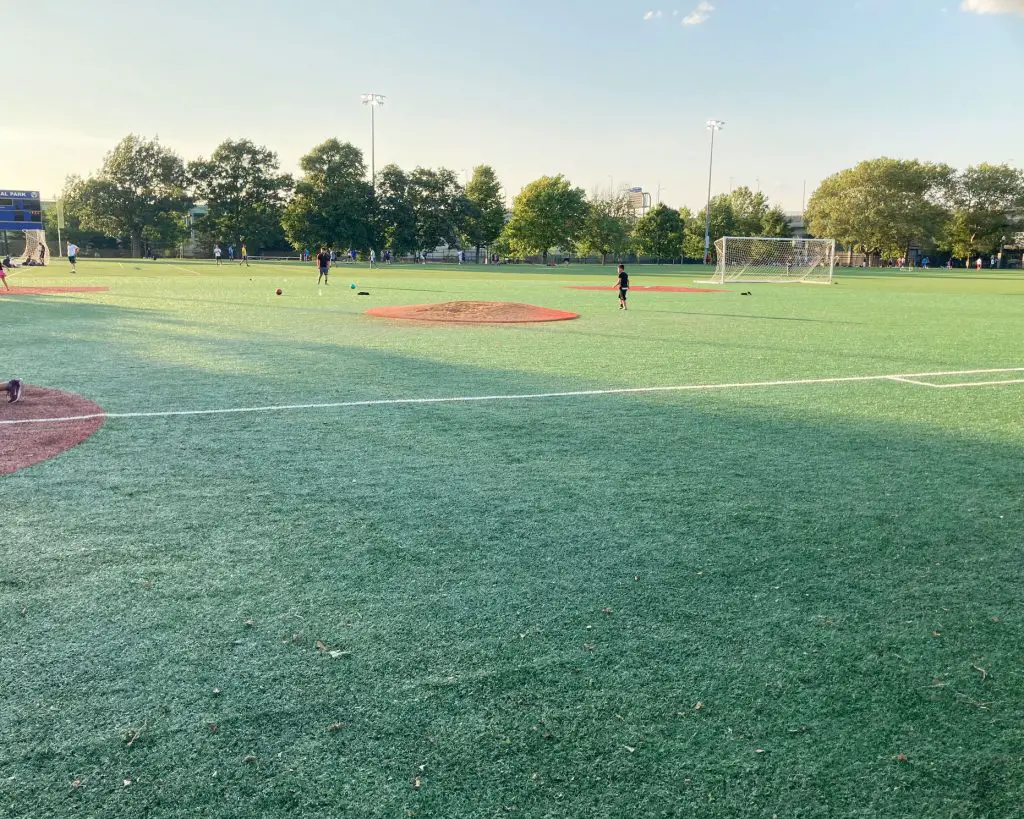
[786,212,810,239]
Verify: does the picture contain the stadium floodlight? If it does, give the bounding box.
[361,93,385,189]
[703,120,724,264]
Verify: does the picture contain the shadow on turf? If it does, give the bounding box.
[3,324,1023,817]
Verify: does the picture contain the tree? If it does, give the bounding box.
[461,165,506,262]
[409,167,467,254]
[63,135,190,257]
[189,139,293,253]
[281,139,373,252]
[805,158,951,262]
[633,204,688,261]
[375,164,418,256]
[940,164,1024,266]
[576,192,633,263]
[687,187,790,259]
[502,175,588,262]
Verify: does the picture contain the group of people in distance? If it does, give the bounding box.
[213,243,248,265]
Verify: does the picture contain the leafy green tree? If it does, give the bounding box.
[189,139,292,253]
[576,192,633,263]
[806,158,951,261]
[62,134,191,257]
[409,167,467,254]
[375,164,418,256]
[282,139,373,252]
[462,165,506,262]
[503,175,588,262]
[632,203,687,261]
[940,164,1024,266]
[687,187,789,259]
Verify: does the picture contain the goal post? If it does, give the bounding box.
[705,236,836,284]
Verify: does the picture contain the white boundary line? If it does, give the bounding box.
[1,367,1022,427]
[935,378,1024,389]
[887,376,941,388]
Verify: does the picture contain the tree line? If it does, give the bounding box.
[806,158,1024,266]
[61,135,1024,264]
[60,134,791,261]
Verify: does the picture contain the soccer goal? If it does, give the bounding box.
[13,229,50,266]
[705,237,836,284]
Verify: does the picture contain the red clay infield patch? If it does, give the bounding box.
[0,286,109,295]
[366,301,579,323]
[0,387,105,475]
[567,285,727,293]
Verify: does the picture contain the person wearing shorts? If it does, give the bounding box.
[615,264,629,310]
[67,242,79,272]
[316,247,331,284]
[0,259,9,291]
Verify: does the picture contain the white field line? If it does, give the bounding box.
[934,378,1024,389]
[0,366,1019,427]
[172,265,202,276]
[1,367,1022,427]
[887,377,941,388]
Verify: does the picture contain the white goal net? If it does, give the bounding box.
[13,229,50,266]
[708,236,836,284]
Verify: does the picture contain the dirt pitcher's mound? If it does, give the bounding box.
[0,387,105,475]
[366,301,579,323]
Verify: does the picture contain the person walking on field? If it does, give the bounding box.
[240,243,249,266]
[615,263,630,310]
[67,241,80,272]
[0,259,9,291]
[316,247,331,285]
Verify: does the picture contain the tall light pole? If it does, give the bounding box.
[704,119,724,264]
[361,93,385,188]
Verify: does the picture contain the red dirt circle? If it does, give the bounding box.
[366,301,579,323]
[0,386,105,475]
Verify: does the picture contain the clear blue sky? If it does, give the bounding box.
[6,0,1023,211]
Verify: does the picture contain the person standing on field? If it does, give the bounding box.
[369,249,376,268]
[67,241,80,272]
[615,263,629,310]
[214,244,222,265]
[240,243,249,266]
[316,247,331,285]
[0,259,9,291]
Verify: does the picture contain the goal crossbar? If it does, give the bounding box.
[702,236,836,284]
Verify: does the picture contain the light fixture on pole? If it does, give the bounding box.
[703,119,724,264]
[361,93,385,188]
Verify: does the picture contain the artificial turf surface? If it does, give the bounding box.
[1,259,1022,817]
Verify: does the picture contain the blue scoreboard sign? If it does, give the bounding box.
[0,190,43,232]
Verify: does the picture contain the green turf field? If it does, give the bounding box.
[2,259,1022,818]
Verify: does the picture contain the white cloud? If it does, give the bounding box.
[682,1,714,25]
[643,10,663,20]
[961,0,1024,16]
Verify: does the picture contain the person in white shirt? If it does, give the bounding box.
[214,244,222,265]
[369,249,376,267]
[67,242,80,272]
